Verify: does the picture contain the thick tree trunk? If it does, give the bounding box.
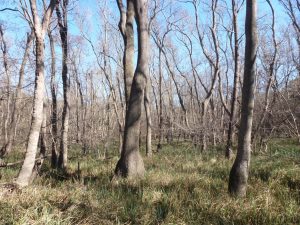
[16,0,57,187]
[124,0,135,106]
[117,0,135,107]
[228,0,258,197]
[16,38,46,187]
[115,0,149,178]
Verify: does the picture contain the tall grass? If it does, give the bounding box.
[0,139,299,224]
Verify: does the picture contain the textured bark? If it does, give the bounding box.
[16,0,57,187]
[225,0,240,159]
[115,0,149,178]
[16,38,46,187]
[228,0,258,197]
[56,0,70,169]
[117,0,135,107]
[48,30,58,168]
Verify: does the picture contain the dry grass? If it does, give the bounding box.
[0,140,299,225]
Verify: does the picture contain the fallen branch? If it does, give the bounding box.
[0,154,51,168]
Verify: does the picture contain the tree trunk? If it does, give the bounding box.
[57,0,70,170]
[16,0,57,187]
[115,0,149,178]
[48,30,58,168]
[117,0,135,107]
[228,0,258,197]
[16,37,46,187]
[40,102,47,160]
[144,80,152,157]
[157,49,163,152]
[225,0,240,159]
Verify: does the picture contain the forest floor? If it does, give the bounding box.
[0,138,300,225]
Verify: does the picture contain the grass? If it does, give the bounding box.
[0,139,299,225]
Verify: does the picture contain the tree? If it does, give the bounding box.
[48,28,59,168]
[228,0,258,197]
[117,0,135,107]
[115,0,149,177]
[144,80,152,156]
[225,0,242,159]
[56,0,70,169]
[16,0,57,187]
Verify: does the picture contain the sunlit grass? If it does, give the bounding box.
[0,139,299,224]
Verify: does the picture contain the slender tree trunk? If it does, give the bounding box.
[40,102,47,160]
[144,79,152,157]
[157,49,163,152]
[74,65,85,152]
[57,1,70,169]
[48,30,58,168]
[115,0,149,178]
[75,85,80,144]
[226,0,240,159]
[228,0,258,197]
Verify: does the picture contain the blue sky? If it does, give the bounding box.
[0,0,292,96]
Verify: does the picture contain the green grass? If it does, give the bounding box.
[0,139,300,225]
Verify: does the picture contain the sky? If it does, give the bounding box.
[0,0,292,98]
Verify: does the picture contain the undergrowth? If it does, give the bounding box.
[0,139,299,225]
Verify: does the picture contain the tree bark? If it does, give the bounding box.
[225,0,240,159]
[16,0,57,187]
[117,0,135,107]
[157,48,163,152]
[48,30,58,168]
[228,0,258,197]
[56,0,70,170]
[40,102,47,160]
[144,79,152,157]
[16,37,46,187]
[115,0,149,178]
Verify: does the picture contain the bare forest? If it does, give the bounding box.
[0,0,300,224]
